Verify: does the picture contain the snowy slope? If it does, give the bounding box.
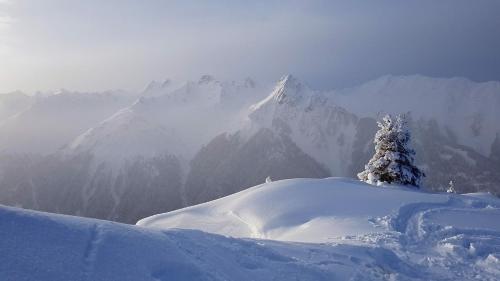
[3,178,500,280]
[0,205,353,281]
[140,178,444,242]
[67,108,185,168]
[140,178,500,280]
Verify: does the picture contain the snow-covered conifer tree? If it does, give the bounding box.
[358,114,424,187]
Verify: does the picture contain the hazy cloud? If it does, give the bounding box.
[0,2,13,56]
[0,0,499,93]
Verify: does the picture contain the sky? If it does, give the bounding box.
[0,0,499,93]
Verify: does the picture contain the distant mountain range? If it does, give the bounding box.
[0,74,499,223]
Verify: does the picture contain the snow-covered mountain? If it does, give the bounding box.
[3,178,499,280]
[182,75,358,205]
[0,76,268,223]
[68,75,265,163]
[193,76,500,194]
[0,74,499,223]
[332,75,500,157]
[248,75,359,175]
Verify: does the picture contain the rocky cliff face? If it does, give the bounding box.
[185,129,330,205]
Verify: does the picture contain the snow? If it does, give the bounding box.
[2,177,500,280]
[138,178,500,280]
[139,178,447,242]
[67,107,186,168]
[2,205,351,281]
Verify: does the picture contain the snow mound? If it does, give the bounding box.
[139,178,447,242]
[139,178,500,280]
[138,178,500,242]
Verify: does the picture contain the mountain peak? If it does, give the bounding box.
[271,74,306,104]
[198,75,216,84]
[143,78,172,96]
[244,77,256,88]
[161,78,171,88]
[250,74,310,113]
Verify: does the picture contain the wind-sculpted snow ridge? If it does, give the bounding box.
[139,178,500,280]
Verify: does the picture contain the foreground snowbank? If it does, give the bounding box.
[2,177,500,280]
[0,203,432,281]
